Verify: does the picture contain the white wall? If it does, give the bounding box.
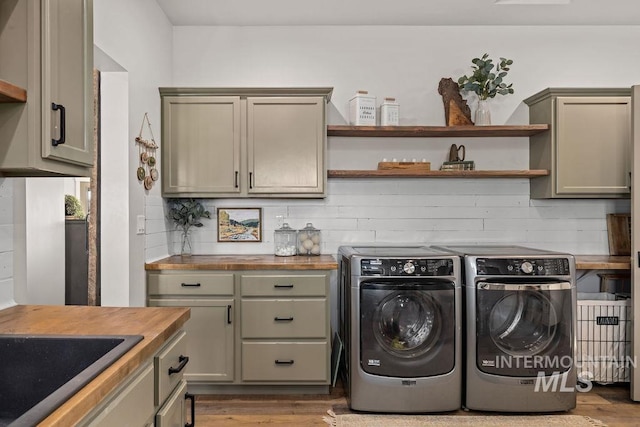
[99,72,131,306]
[13,178,65,305]
[164,25,634,260]
[0,179,14,308]
[93,0,173,306]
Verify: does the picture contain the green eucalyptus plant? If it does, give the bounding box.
[458,53,514,100]
[166,198,211,235]
[167,198,211,256]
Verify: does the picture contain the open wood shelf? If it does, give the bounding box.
[327,169,549,178]
[327,124,550,138]
[0,79,27,103]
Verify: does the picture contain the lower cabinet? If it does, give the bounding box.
[79,330,193,427]
[146,269,331,392]
[149,298,235,383]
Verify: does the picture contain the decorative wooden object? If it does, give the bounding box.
[377,161,431,171]
[438,78,472,126]
[607,213,631,256]
[135,113,159,190]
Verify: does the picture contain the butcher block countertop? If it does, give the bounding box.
[145,254,338,270]
[0,305,190,426]
[575,255,631,271]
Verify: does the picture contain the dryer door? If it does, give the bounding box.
[476,281,573,376]
[360,279,456,377]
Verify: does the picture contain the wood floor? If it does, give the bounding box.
[194,381,640,426]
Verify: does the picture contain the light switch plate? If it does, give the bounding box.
[136,215,145,234]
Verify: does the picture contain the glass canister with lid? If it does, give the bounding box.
[297,223,321,256]
[274,223,297,256]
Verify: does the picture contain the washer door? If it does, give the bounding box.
[476,281,573,376]
[360,279,456,377]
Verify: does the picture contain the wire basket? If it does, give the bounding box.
[576,294,631,383]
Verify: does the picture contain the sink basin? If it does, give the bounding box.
[0,334,143,427]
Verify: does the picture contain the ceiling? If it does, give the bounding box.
[155,0,640,26]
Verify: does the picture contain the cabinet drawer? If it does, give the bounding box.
[148,273,234,296]
[241,274,326,297]
[242,342,328,382]
[242,299,327,338]
[155,330,188,406]
[156,380,187,427]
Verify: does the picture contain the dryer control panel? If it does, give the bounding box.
[476,258,570,276]
[361,258,454,276]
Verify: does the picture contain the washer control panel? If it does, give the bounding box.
[476,258,570,276]
[361,258,454,276]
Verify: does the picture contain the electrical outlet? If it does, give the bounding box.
[276,215,284,228]
[136,215,145,234]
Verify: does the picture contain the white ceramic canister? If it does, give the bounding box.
[349,90,377,126]
[380,97,399,126]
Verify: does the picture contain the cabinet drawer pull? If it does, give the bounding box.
[51,103,66,146]
[249,172,253,189]
[275,359,295,365]
[274,284,294,289]
[227,305,232,324]
[168,355,189,375]
[274,316,294,322]
[184,392,195,427]
[181,282,201,287]
[235,171,239,188]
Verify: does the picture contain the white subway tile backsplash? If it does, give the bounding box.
[151,178,629,259]
[0,248,13,281]
[0,178,13,307]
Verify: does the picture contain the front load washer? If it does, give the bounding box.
[337,246,462,413]
[434,245,577,412]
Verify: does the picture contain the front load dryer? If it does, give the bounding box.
[434,245,577,412]
[338,245,462,413]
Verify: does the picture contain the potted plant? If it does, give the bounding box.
[65,194,85,219]
[166,198,211,256]
[457,53,514,125]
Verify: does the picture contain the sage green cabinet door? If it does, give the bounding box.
[149,298,235,382]
[0,0,93,175]
[162,96,241,195]
[41,0,93,167]
[155,380,187,427]
[526,88,631,198]
[83,362,155,427]
[555,96,630,196]
[247,97,325,195]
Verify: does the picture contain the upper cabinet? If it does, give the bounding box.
[525,88,631,199]
[160,88,332,198]
[0,0,94,177]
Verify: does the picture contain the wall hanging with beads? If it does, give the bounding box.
[135,112,159,190]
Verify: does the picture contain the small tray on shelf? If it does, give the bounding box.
[377,161,431,171]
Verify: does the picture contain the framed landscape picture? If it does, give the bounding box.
[217,208,262,242]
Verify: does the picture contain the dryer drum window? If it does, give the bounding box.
[373,291,442,358]
[488,291,559,357]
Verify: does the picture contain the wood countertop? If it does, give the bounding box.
[575,255,631,271]
[145,254,338,271]
[0,305,190,426]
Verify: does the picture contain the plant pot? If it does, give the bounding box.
[475,99,491,126]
